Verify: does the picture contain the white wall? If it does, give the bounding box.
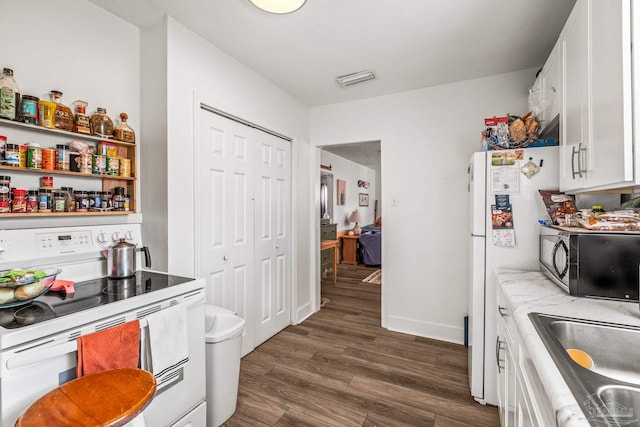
[320,151,377,230]
[0,0,141,229]
[311,68,537,343]
[144,18,316,322]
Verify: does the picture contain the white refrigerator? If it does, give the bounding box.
[467,146,559,405]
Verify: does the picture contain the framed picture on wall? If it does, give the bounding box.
[337,179,346,205]
[359,193,369,206]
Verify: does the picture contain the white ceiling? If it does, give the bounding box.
[88,0,576,108]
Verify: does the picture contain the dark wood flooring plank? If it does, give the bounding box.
[222,263,499,427]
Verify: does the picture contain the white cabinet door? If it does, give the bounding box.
[584,0,633,189]
[560,0,633,192]
[559,0,588,192]
[540,42,560,129]
[253,131,292,347]
[197,110,255,357]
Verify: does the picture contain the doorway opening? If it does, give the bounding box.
[317,140,382,316]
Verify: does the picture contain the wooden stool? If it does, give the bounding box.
[15,368,156,427]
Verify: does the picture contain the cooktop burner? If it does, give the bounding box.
[0,271,193,329]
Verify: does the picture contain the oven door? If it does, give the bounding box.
[0,289,205,427]
[540,233,570,292]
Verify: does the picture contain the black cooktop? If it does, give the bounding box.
[0,271,194,329]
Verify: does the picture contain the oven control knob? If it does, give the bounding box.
[96,232,107,244]
[125,230,134,241]
[112,232,120,242]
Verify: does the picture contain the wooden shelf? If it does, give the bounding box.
[0,119,136,147]
[0,211,132,217]
[0,118,138,214]
[0,165,135,180]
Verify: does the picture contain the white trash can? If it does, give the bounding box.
[204,305,245,427]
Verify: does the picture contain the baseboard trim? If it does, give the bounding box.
[295,302,313,324]
[386,315,464,345]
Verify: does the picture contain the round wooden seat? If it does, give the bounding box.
[15,368,156,427]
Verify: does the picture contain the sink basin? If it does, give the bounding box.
[547,317,640,385]
[529,313,640,425]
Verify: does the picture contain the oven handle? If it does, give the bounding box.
[5,289,203,371]
[6,318,150,371]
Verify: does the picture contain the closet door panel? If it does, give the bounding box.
[197,110,255,356]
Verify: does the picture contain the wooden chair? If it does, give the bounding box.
[15,368,156,427]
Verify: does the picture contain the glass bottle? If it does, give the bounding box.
[72,100,91,134]
[50,90,74,131]
[0,68,20,121]
[113,112,136,143]
[90,108,114,138]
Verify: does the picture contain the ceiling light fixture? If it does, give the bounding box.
[249,0,306,14]
[336,70,377,87]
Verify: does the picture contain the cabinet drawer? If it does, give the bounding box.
[321,224,337,240]
[321,248,334,266]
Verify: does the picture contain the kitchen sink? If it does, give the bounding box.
[529,313,640,426]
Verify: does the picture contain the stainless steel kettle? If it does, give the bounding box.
[104,238,151,278]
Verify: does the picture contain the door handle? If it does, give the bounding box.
[276,244,280,249]
[496,336,505,373]
[498,306,508,318]
[571,144,582,179]
[223,256,229,261]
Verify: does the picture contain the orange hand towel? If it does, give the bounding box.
[77,320,140,377]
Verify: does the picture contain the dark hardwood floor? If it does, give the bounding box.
[223,264,500,426]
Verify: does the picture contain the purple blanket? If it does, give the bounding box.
[359,231,381,265]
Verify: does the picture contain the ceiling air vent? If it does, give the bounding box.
[336,70,377,87]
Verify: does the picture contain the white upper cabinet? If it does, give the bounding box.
[559,0,633,193]
[540,42,561,129]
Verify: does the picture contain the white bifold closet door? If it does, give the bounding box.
[197,108,291,356]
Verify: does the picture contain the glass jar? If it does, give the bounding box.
[40,175,54,189]
[50,90,73,131]
[38,189,52,213]
[0,176,10,197]
[52,192,66,213]
[90,108,114,138]
[0,68,20,121]
[72,100,91,134]
[113,187,125,211]
[61,187,74,212]
[89,191,101,211]
[124,194,130,211]
[100,191,111,210]
[20,95,39,124]
[4,144,19,167]
[0,135,6,161]
[26,190,38,213]
[75,191,89,212]
[113,112,135,143]
[56,144,70,171]
[592,205,605,216]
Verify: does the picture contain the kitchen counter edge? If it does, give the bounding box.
[495,268,640,427]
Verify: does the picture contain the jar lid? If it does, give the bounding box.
[75,191,88,195]
[114,187,125,195]
[0,176,10,181]
[28,190,38,195]
[13,189,27,195]
[40,189,52,193]
[53,192,64,197]
[0,135,6,141]
[5,144,16,149]
[56,144,67,149]
[21,95,39,102]
[592,205,603,209]
[26,143,42,148]
[60,186,73,191]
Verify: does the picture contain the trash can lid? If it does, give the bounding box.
[205,305,245,343]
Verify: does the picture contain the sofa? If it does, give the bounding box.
[359,224,381,266]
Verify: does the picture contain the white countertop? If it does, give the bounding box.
[496,268,640,427]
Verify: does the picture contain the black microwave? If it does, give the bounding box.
[539,230,640,301]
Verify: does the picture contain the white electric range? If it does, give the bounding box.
[0,224,206,427]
